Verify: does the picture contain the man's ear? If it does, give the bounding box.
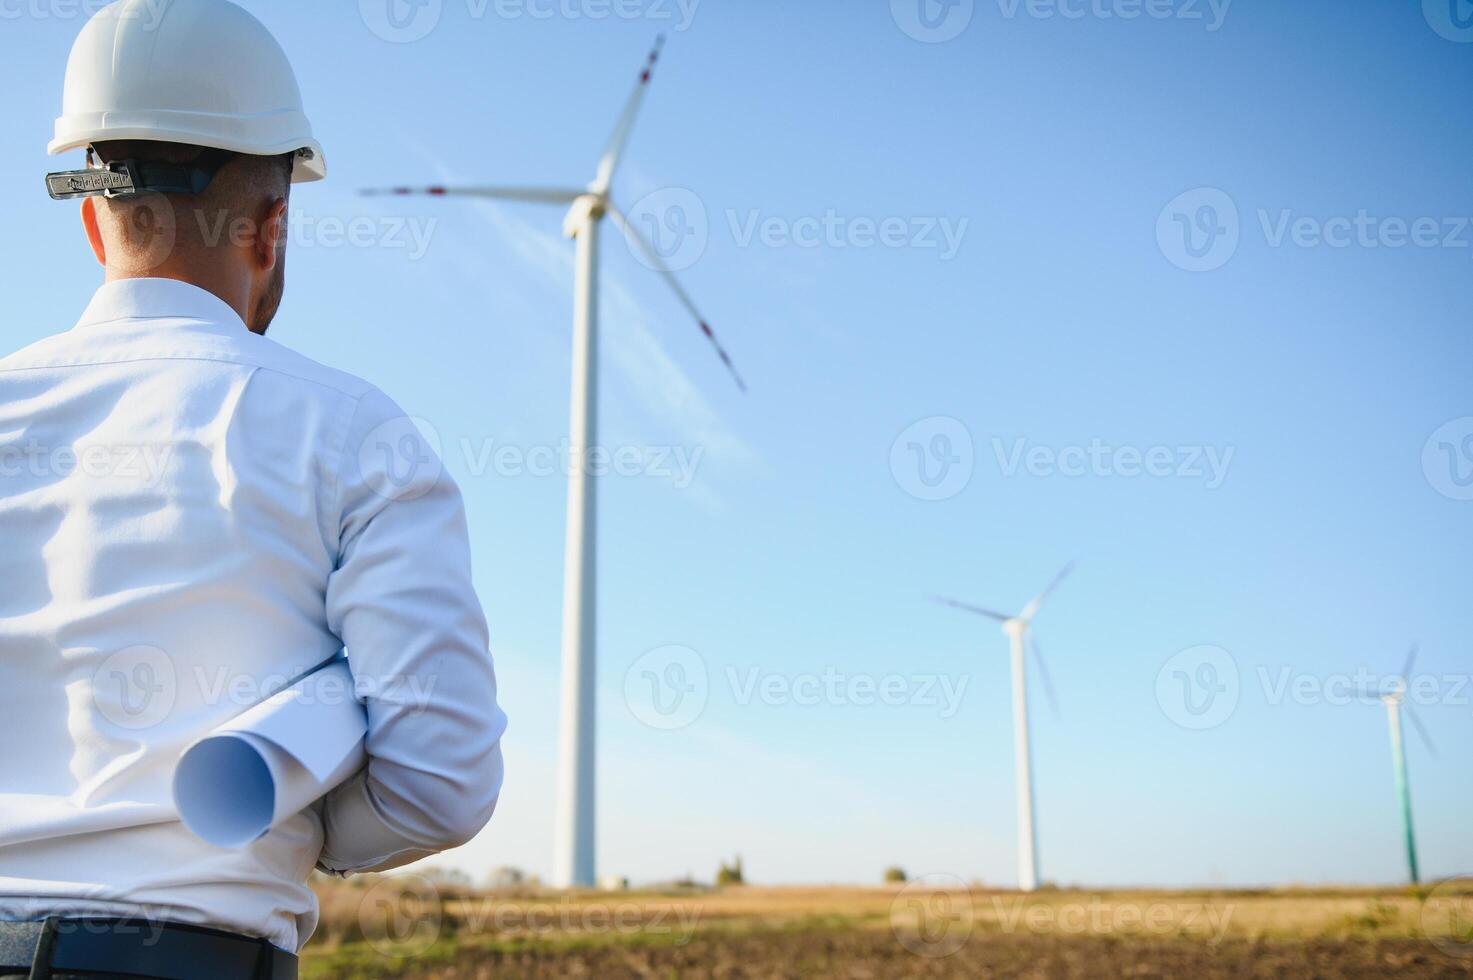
[81,197,106,267]
[255,197,288,272]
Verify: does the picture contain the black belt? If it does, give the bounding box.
[0,917,296,980]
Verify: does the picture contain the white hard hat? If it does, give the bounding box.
[49,0,325,184]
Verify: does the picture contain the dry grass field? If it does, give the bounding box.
[301,878,1473,978]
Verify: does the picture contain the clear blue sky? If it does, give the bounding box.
[3,0,1470,889]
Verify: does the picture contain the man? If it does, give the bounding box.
[0,1,507,976]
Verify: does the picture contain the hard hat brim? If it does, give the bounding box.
[50,112,326,183]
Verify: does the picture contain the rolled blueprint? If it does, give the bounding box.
[173,658,367,848]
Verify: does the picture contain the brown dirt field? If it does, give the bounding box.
[301,881,1473,979]
[306,932,1473,979]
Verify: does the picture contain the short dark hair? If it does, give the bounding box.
[88,141,294,265]
[92,140,294,197]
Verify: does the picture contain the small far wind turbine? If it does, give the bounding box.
[364,37,745,890]
[935,562,1074,893]
[1358,643,1438,885]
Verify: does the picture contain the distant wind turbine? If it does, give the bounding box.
[935,563,1074,893]
[1359,643,1437,885]
[364,37,745,889]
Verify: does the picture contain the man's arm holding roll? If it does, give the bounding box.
[315,387,507,873]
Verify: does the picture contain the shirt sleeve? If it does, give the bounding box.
[314,388,507,874]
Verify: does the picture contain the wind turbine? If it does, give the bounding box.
[364,38,745,889]
[1359,643,1437,885]
[935,563,1073,892]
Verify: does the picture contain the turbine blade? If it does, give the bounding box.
[605,202,747,393]
[932,596,1011,623]
[1030,633,1061,720]
[1405,706,1439,760]
[361,185,585,204]
[1020,562,1076,622]
[1400,642,1419,682]
[591,35,665,196]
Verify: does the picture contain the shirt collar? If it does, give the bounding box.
[75,278,249,333]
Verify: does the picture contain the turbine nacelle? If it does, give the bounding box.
[934,563,1073,721]
[562,192,608,238]
[1358,644,1425,720]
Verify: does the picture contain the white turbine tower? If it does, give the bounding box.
[364,38,745,889]
[936,563,1073,892]
[1358,643,1437,885]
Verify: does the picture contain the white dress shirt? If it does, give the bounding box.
[0,278,507,952]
